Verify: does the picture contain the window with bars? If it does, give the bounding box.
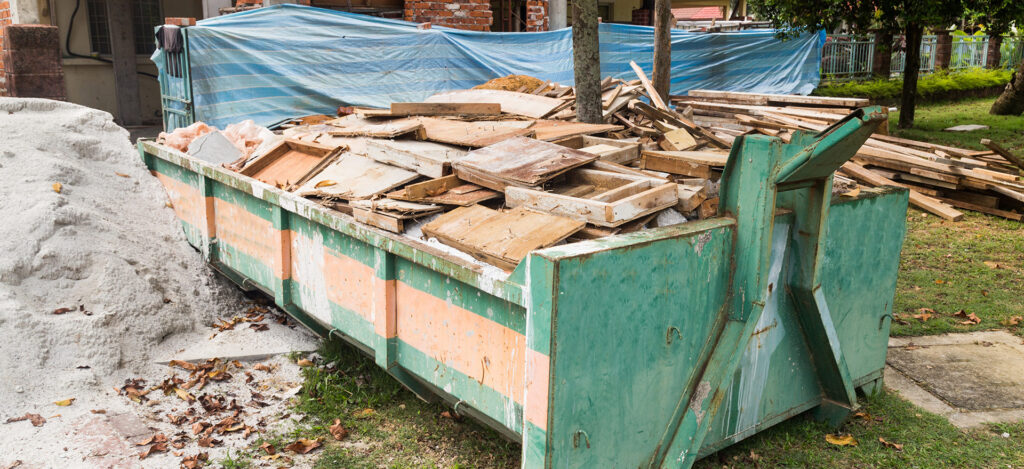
[86,0,163,55]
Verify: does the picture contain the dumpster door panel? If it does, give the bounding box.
[537,222,735,468]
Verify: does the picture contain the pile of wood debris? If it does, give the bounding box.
[166,66,1022,271]
[671,89,1024,221]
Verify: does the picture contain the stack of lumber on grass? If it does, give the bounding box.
[669,90,1024,221]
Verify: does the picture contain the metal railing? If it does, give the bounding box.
[821,35,876,80]
[822,34,1022,82]
[890,35,938,76]
[1002,37,1023,68]
[950,35,989,69]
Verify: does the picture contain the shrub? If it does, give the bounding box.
[814,68,1012,101]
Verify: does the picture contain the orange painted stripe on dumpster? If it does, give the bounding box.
[525,348,550,431]
[214,199,280,274]
[153,172,206,235]
[395,282,527,405]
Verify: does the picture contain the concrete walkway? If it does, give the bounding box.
[885,331,1024,428]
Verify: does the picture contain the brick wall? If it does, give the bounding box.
[0,0,13,96]
[525,0,547,31]
[2,24,66,99]
[631,8,650,26]
[405,0,492,31]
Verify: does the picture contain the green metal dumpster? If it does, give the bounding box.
[138,108,908,468]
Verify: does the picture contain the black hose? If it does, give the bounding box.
[65,0,159,79]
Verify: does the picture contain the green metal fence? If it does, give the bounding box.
[950,35,989,69]
[1002,37,1024,68]
[822,34,1019,82]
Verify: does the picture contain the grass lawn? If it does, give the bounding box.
[887,97,1024,152]
[234,97,1024,468]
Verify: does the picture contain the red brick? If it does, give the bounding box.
[164,17,197,26]
[6,72,66,99]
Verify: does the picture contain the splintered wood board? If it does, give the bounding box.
[326,116,424,138]
[387,175,500,206]
[356,103,502,118]
[454,136,598,191]
[296,154,419,200]
[553,135,640,165]
[350,198,442,215]
[425,89,563,119]
[505,169,678,227]
[240,139,343,190]
[364,139,467,179]
[416,117,535,148]
[641,150,730,178]
[530,120,623,141]
[422,205,584,271]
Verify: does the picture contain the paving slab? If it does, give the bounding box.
[885,331,1024,428]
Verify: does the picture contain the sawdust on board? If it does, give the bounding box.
[473,74,549,92]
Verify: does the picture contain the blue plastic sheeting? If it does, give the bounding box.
[168,4,822,129]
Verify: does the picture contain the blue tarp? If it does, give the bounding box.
[169,4,823,129]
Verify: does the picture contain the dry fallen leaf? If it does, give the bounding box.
[329,419,349,441]
[878,437,904,451]
[5,413,45,427]
[174,387,196,402]
[52,182,62,193]
[983,261,1002,269]
[953,310,981,325]
[353,408,375,419]
[260,442,276,455]
[840,187,861,198]
[314,180,338,188]
[180,452,209,469]
[283,438,322,454]
[296,358,314,367]
[911,313,933,322]
[825,433,858,447]
[54,398,75,407]
[115,172,131,178]
[90,409,106,414]
[52,307,73,315]
[197,437,221,448]
[934,279,945,284]
[139,442,168,460]
[1005,316,1023,326]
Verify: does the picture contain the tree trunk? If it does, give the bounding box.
[898,23,923,129]
[572,0,602,123]
[652,0,672,102]
[990,59,1024,116]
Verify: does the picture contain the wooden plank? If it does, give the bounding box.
[350,198,442,216]
[425,89,564,119]
[363,139,467,178]
[676,183,708,212]
[454,136,598,190]
[631,101,732,148]
[641,150,728,178]
[937,197,1024,221]
[352,207,405,233]
[840,162,963,221]
[415,117,536,148]
[981,138,1024,172]
[326,116,424,138]
[629,61,668,110]
[686,89,869,108]
[240,140,343,190]
[659,128,698,151]
[422,205,585,271]
[505,172,677,227]
[989,184,1024,203]
[553,135,640,164]
[530,120,623,141]
[296,153,419,200]
[388,183,499,206]
[390,102,501,116]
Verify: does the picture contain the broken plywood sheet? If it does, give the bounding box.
[387,175,500,206]
[296,153,419,200]
[425,89,562,119]
[554,135,641,165]
[326,116,424,138]
[416,117,535,148]
[349,198,443,233]
[454,136,599,191]
[364,139,467,179]
[530,120,623,141]
[505,169,678,227]
[239,139,343,190]
[422,205,584,271]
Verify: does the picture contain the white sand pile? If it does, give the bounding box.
[0,99,317,468]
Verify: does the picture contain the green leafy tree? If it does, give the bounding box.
[751,0,963,128]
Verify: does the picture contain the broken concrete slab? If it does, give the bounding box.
[886,331,1024,428]
[154,321,318,364]
[943,124,990,132]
